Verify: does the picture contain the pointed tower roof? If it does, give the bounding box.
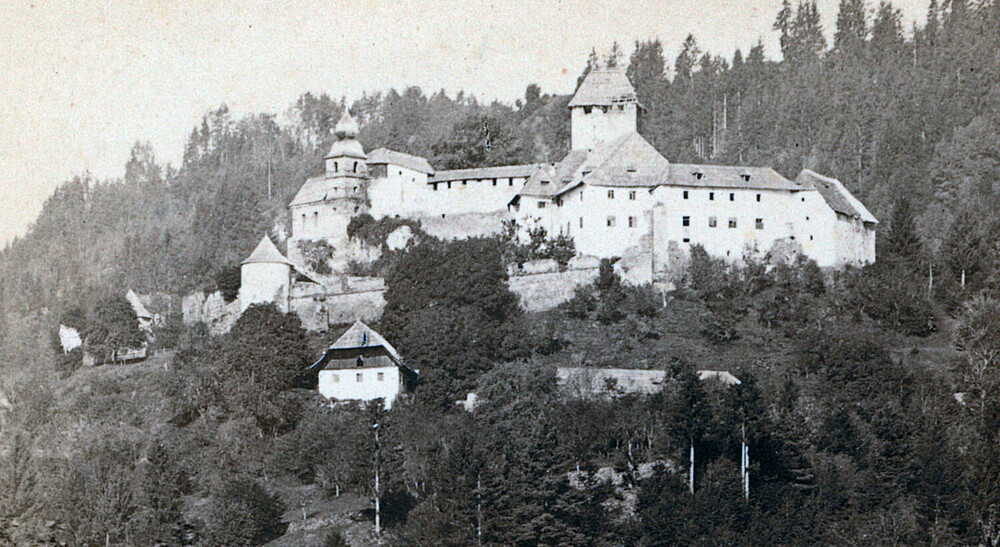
[326,111,366,160]
[569,66,638,108]
[242,235,295,266]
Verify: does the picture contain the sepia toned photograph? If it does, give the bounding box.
[1,0,998,544]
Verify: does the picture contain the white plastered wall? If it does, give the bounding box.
[318,366,403,409]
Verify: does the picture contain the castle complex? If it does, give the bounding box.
[239,66,877,315]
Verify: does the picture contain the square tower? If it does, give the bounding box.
[569,67,639,150]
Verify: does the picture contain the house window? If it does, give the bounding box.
[301,214,306,226]
[709,216,717,227]
[628,216,636,228]
[447,181,452,189]
[683,238,691,243]
[709,192,714,201]
[353,161,358,173]
[629,190,637,200]
[580,191,584,201]
[756,218,764,230]
[683,190,689,199]
[810,235,814,241]
[377,372,384,382]
[509,178,514,186]
[607,216,616,227]
[538,201,546,209]
[356,373,363,382]
[608,190,614,199]
[729,193,735,201]
[682,216,690,227]
[728,218,737,228]
[756,193,761,202]
[579,217,584,228]
[332,374,339,383]
[492,179,497,186]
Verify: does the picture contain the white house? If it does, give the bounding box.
[310,320,417,409]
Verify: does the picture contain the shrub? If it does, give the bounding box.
[213,264,242,302]
[563,284,598,319]
[207,479,286,546]
[626,284,662,318]
[296,239,335,275]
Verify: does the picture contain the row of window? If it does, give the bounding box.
[682,190,762,202]
[581,104,628,114]
[682,216,765,230]
[330,372,385,383]
[432,178,518,191]
[606,190,639,200]
[331,161,363,173]
[601,216,638,228]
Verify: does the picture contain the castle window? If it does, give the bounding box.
[301,214,306,226]
[579,217,584,228]
[682,216,690,227]
[447,181,452,189]
[806,216,810,221]
[607,190,614,199]
[313,212,318,225]
[755,218,764,230]
[334,162,339,172]
[801,197,805,202]
[628,216,636,228]
[729,193,735,201]
[356,373,363,382]
[377,372,384,381]
[683,190,689,199]
[433,183,439,191]
[756,193,761,202]
[709,192,714,201]
[629,190,637,200]
[728,218,737,228]
[809,235,814,241]
[607,216,616,227]
[509,178,514,186]
[462,180,467,186]
[709,216,717,227]
[683,238,691,243]
[540,180,550,185]
[583,106,592,114]
[693,172,703,180]
[492,178,497,186]
[353,161,358,173]
[538,201,546,209]
[618,104,624,111]
[742,174,752,182]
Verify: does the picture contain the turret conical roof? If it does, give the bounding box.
[242,235,295,266]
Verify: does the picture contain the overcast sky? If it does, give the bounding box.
[0,0,928,243]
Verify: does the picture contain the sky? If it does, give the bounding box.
[0,0,928,243]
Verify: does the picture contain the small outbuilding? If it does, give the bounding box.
[310,321,417,409]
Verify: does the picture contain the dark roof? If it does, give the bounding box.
[310,321,414,374]
[429,163,543,183]
[368,148,435,174]
[667,163,801,191]
[568,67,638,108]
[796,169,878,224]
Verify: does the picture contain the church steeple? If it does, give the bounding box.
[325,111,367,175]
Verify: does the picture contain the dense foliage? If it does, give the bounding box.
[4,0,1000,544]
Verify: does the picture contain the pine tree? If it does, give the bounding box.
[834,0,868,55]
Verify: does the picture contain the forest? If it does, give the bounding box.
[2,0,1000,544]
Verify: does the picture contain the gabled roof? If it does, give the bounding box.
[796,169,878,224]
[310,321,412,373]
[568,67,638,108]
[429,163,544,183]
[242,236,295,266]
[667,163,801,191]
[516,132,670,202]
[126,289,152,319]
[368,148,435,174]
